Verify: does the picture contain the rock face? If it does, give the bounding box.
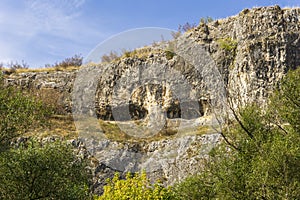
[82,133,221,194]
[3,6,300,194]
[5,71,76,113]
[6,6,300,114]
[192,6,300,107]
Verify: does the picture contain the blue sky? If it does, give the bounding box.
[0,0,299,68]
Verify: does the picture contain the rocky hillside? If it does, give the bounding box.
[6,6,300,113]
[3,6,300,194]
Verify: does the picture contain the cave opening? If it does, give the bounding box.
[166,99,210,119]
[96,103,148,121]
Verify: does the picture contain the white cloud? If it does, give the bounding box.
[25,0,86,35]
[0,0,101,67]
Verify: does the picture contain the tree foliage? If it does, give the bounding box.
[0,140,91,200]
[270,68,300,132]
[96,171,174,200]
[0,74,52,150]
[173,68,300,199]
[0,73,91,199]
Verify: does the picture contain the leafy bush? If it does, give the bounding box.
[0,75,52,150]
[217,37,238,54]
[96,171,174,200]
[270,68,300,132]
[165,50,175,60]
[123,50,132,58]
[172,174,216,200]
[165,41,176,60]
[0,73,91,199]
[0,140,91,200]
[173,68,300,199]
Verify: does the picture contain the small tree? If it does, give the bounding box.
[173,68,300,199]
[0,140,91,200]
[0,75,52,150]
[269,68,300,132]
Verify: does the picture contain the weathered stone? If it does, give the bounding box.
[4,6,300,195]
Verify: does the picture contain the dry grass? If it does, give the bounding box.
[99,120,132,141]
[180,125,212,136]
[99,118,213,142]
[29,88,67,115]
[120,47,163,60]
[25,114,213,142]
[2,66,79,74]
[25,115,77,139]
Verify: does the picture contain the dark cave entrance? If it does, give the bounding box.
[96,103,148,121]
[166,99,210,120]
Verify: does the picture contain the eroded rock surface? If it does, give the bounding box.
[4,6,300,194]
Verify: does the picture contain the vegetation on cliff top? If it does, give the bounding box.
[0,54,82,74]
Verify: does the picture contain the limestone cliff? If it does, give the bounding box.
[3,6,300,194]
[6,6,300,114]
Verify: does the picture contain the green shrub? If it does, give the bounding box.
[173,174,216,200]
[0,140,91,200]
[0,75,52,150]
[96,171,174,200]
[217,37,237,53]
[165,41,176,60]
[165,50,175,60]
[123,50,132,58]
[173,68,300,199]
[269,68,300,132]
